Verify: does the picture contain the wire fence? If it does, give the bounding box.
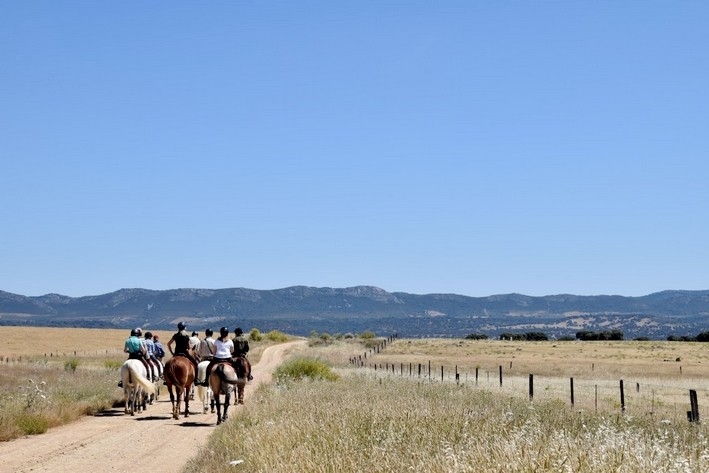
[351,336,706,423]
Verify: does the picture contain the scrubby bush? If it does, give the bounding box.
[464,333,488,340]
[250,328,263,342]
[103,359,122,370]
[64,358,80,372]
[274,357,339,382]
[264,330,289,342]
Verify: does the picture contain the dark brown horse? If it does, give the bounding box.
[164,355,196,420]
[208,356,251,425]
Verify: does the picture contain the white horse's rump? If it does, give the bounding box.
[196,360,214,414]
[121,359,156,416]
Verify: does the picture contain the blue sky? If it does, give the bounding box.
[1,2,707,298]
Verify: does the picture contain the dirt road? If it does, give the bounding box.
[0,340,306,473]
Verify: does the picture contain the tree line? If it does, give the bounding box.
[464,329,709,342]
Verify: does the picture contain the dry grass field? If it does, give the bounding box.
[367,338,709,380]
[187,336,709,473]
[0,326,271,363]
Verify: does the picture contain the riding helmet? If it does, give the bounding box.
[219,327,229,337]
[144,331,153,339]
[130,328,138,336]
[177,322,186,330]
[135,327,142,336]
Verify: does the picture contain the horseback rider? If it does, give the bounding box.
[200,327,234,386]
[167,322,199,371]
[233,327,253,381]
[143,331,163,379]
[153,334,166,362]
[119,328,152,387]
[134,328,157,381]
[197,329,216,362]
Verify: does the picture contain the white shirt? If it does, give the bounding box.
[214,338,234,359]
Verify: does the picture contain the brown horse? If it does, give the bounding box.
[164,355,196,420]
[208,356,251,425]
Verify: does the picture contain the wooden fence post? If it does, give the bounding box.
[620,380,626,413]
[529,374,534,400]
[499,366,503,387]
[688,389,700,423]
[475,367,479,385]
[570,377,575,407]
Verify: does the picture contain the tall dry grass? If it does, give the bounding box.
[0,360,121,441]
[184,338,709,473]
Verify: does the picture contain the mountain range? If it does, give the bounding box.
[1,286,709,340]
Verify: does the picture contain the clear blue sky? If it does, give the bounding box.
[1,2,707,298]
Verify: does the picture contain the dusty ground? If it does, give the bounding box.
[0,340,306,473]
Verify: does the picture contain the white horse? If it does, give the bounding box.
[121,359,156,415]
[196,360,214,414]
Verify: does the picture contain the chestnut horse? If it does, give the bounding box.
[208,356,251,425]
[164,355,196,420]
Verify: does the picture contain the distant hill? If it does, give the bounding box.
[1,286,709,340]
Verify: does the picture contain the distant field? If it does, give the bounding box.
[365,338,709,380]
[1,326,275,364]
[1,327,172,358]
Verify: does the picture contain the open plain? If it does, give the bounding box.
[2,327,709,472]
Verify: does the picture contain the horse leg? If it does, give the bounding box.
[222,386,230,422]
[169,385,179,420]
[237,382,245,404]
[214,392,222,425]
[124,384,131,415]
[184,384,191,417]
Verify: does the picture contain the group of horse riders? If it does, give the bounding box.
[121,322,253,388]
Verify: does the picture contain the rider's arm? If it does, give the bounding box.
[167,337,175,355]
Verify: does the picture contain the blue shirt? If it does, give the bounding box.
[124,335,142,354]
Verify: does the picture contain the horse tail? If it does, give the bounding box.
[216,363,241,384]
[130,364,156,395]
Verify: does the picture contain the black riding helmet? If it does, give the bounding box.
[177,322,186,331]
[219,327,229,337]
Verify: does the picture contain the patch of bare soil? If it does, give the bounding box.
[0,340,306,473]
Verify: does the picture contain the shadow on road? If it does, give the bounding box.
[180,421,214,428]
[136,415,173,421]
[94,409,124,417]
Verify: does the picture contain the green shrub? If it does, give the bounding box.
[64,358,80,372]
[103,359,122,370]
[265,330,289,342]
[274,357,339,382]
[359,330,376,339]
[250,328,263,341]
[17,412,48,435]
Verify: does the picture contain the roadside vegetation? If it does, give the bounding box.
[0,358,121,441]
[187,336,709,472]
[0,325,279,442]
